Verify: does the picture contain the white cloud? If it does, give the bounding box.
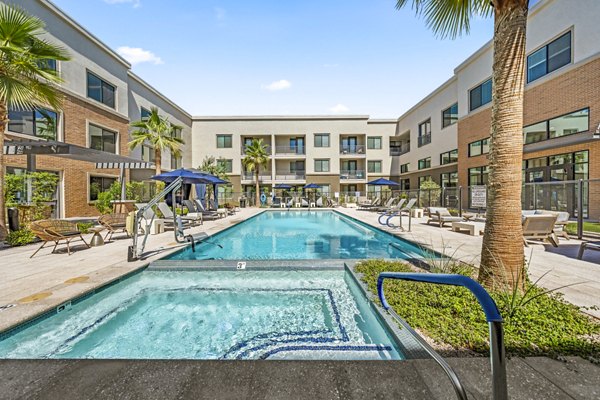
[329,104,349,113]
[263,79,291,91]
[117,46,163,65]
[103,0,141,8]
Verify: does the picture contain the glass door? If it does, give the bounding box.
[296,137,304,154]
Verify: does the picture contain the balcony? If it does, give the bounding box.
[339,145,366,155]
[390,143,410,156]
[242,171,272,182]
[274,171,306,180]
[274,146,306,156]
[340,170,366,180]
[417,133,431,147]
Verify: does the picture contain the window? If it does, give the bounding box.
[314,159,330,172]
[400,179,410,190]
[37,59,57,71]
[400,163,409,174]
[418,157,431,170]
[440,149,458,165]
[367,136,382,149]
[89,176,117,201]
[418,175,432,187]
[442,103,458,128]
[89,124,117,153]
[367,160,382,173]
[7,108,58,140]
[87,72,115,108]
[171,154,183,170]
[171,125,182,140]
[468,138,490,157]
[524,108,589,144]
[440,172,458,188]
[217,134,232,148]
[469,78,492,111]
[290,160,305,172]
[418,119,431,147]
[217,158,232,173]
[468,166,489,186]
[314,133,330,147]
[527,31,571,83]
[141,145,155,163]
[141,107,151,120]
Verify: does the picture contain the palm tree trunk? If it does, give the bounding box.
[478,1,529,290]
[155,148,162,192]
[255,166,260,207]
[0,101,7,239]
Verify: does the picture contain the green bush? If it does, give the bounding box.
[355,259,600,360]
[6,228,36,246]
[77,222,95,234]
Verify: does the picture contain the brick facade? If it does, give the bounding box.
[5,92,130,217]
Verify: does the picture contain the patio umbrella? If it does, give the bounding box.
[367,178,400,186]
[152,169,228,206]
[274,183,292,189]
[304,183,320,202]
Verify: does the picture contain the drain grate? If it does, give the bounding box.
[0,304,16,312]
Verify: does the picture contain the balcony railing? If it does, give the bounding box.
[242,172,272,181]
[274,146,305,155]
[275,171,306,180]
[340,170,366,180]
[241,145,272,155]
[417,133,431,147]
[390,143,410,156]
[339,145,366,155]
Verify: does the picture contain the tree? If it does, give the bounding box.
[0,4,70,239]
[396,0,529,288]
[198,155,229,203]
[129,107,184,189]
[242,138,269,207]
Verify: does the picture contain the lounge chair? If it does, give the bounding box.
[286,197,295,208]
[29,219,90,258]
[301,198,309,207]
[551,211,570,240]
[577,241,600,260]
[357,196,371,208]
[359,197,381,210]
[316,197,324,207]
[157,202,200,226]
[427,207,463,228]
[326,198,338,208]
[98,213,129,241]
[522,214,559,247]
[193,199,225,219]
[373,197,398,213]
[271,197,282,208]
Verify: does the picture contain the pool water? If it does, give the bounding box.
[167,211,430,260]
[0,270,403,360]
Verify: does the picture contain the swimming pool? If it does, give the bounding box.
[166,210,431,260]
[0,269,405,360]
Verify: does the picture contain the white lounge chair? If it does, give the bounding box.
[427,207,463,227]
[316,197,324,207]
[522,214,559,247]
[157,202,201,226]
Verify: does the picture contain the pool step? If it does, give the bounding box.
[147,259,348,271]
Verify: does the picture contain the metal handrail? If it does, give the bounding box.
[129,176,184,261]
[377,273,507,400]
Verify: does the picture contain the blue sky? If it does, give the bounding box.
[52,0,497,117]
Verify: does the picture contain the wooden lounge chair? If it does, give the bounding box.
[522,214,559,247]
[577,241,600,260]
[427,207,463,227]
[98,213,129,241]
[29,219,90,258]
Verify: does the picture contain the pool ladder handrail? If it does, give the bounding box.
[377,273,507,400]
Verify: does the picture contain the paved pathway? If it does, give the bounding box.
[336,207,600,319]
[0,208,262,333]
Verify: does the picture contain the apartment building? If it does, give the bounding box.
[5,0,192,218]
[192,0,600,218]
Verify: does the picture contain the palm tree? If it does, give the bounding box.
[242,138,269,207]
[198,155,228,203]
[129,107,184,188]
[0,4,70,239]
[396,0,529,288]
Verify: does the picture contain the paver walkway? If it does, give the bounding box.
[337,207,600,319]
[0,208,262,333]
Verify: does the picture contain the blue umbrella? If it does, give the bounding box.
[152,168,227,184]
[367,178,400,186]
[304,183,320,189]
[274,183,293,189]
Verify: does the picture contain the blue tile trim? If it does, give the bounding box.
[258,344,393,360]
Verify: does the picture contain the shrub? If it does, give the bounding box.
[77,222,95,234]
[355,259,600,360]
[6,228,36,246]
